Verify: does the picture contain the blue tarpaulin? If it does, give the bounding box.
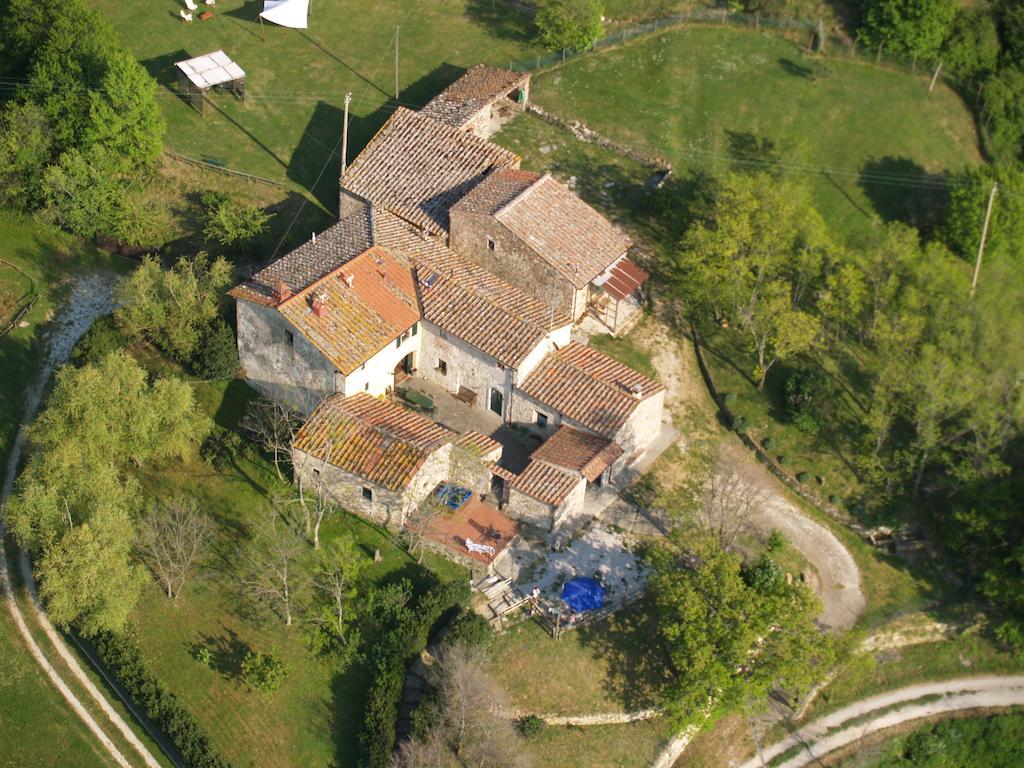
[561,577,606,613]
[434,483,471,511]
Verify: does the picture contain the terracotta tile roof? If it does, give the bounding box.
[595,257,650,302]
[374,210,570,368]
[278,247,420,375]
[420,65,529,130]
[340,107,519,235]
[452,168,541,215]
[495,174,632,288]
[519,342,666,437]
[531,426,624,482]
[293,393,453,491]
[228,205,373,305]
[509,459,582,506]
[454,431,502,461]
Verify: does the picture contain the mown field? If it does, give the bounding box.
[529,25,981,241]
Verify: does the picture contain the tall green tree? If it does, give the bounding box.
[858,0,958,60]
[943,164,1024,265]
[980,66,1024,163]
[115,253,232,362]
[535,0,605,52]
[941,10,1001,82]
[0,102,53,211]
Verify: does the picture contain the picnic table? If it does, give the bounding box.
[398,386,434,413]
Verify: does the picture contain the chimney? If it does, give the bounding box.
[274,279,293,303]
[343,272,355,288]
[312,231,317,244]
[629,383,643,400]
[312,292,328,318]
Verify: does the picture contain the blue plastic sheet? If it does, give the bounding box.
[561,577,606,613]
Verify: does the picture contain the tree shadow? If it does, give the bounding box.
[725,130,784,175]
[858,157,950,237]
[464,0,536,45]
[194,624,252,681]
[778,57,814,79]
[574,597,673,712]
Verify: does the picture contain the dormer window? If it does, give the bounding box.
[486,236,496,252]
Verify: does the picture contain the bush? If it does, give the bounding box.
[202,192,273,250]
[828,494,840,505]
[761,436,775,451]
[200,425,244,470]
[192,644,213,667]
[766,529,786,552]
[784,367,831,435]
[442,610,494,651]
[777,455,788,465]
[723,392,737,407]
[796,471,811,483]
[241,650,287,696]
[519,714,547,737]
[93,630,232,768]
[70,315,126,367]
[535,0,604,52]
[190,319,238,380]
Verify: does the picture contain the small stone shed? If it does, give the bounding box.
[419,64,530,139]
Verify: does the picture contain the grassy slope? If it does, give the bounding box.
[0,213,130,768]
[529,25,981,242]
[130,377,465,768]
[86,0,544,210]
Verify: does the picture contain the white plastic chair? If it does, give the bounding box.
[184,0,198,12]
[205,0,216,6]
[180,9,193,22]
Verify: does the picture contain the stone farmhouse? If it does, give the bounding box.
[230,65,668,558]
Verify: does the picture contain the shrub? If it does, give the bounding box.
[200,425,244,470]
[535,0,604,52]
[241,650,287,696]
[723,392,737,407]
[93,630,232,768]
[190,319,238,380]
[192,644,213,667]
[784,367,831,435]
[443,610,494,651]
[519,714,547,737]
[777,455,788,465]
[828,494,840,505]
[766,529,786,552]
[71,315,126,367]
[201,192,273,250]
[761,437,775,451]
[796,472,811,483]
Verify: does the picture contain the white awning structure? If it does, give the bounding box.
[259,0,308,29]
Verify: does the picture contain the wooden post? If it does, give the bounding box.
[928,61,943,93]
[341,91,352,175]
[394,26,400,101]
[259,14,265,41]
[971,182,998,299]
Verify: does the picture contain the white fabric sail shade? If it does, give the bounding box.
[259,0,309,29]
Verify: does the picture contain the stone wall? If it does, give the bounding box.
[506,473,586,532]
[612,389,667,465]
[236,300,338,412]
[449,209,581,320]
[418,322,513,418]
[508,389,561,439]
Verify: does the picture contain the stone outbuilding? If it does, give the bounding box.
[420,64,530,140]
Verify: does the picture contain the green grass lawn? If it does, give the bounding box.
[522,718,674,768]
[87,0,546,211]
[489,600,670,716]
[528,25,981,242]
[130,376,466,768]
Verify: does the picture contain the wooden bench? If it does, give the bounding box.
[455,386,477,406]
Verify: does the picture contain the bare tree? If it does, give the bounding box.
[308,534,364,649]
[243,397,303,481]
[404,492,448,564]
[432,644,530,768]
[696,461,769,552]
[239,501,309,626]
[389,728,452,768]
[136,497,214,599]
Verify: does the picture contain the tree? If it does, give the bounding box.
[943,164,1024,265]
[81,49,164,175]
[115,252,232,362]
[673,173,828,389]
[189,319,239,380]
[941,10,1001,82]
[36,506,146,636]
[243,397,303,481]
[136,497,215,599]
[695,460,768,552]
[239,502,309,626]
[646,532,829,724]
[404,491,449,564]
[307,534,365,655]
[202,192,273,250]
[0,101,52,210]
[858,0,957,60]
[980,66,1024,163]
[535,0,604,52]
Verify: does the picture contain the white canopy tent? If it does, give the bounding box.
[259,0,309,29]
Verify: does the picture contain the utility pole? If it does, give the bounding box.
[928,61,943,93]
[971,182,998,299]
[394,26,400,101]
[341,91,352,175]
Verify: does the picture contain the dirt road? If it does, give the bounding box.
[740,675,1024,768]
